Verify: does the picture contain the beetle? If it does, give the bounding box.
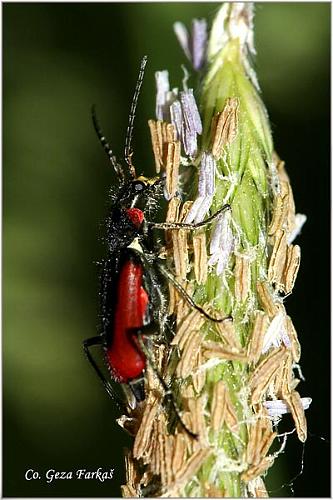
[83,56,230,434]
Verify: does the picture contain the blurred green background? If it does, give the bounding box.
[3,3,330,497]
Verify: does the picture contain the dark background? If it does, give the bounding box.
[3,3,330,497]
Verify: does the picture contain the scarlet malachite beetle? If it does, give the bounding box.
[83,57,229,434]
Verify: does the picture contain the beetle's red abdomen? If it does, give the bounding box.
[106,258,148,382]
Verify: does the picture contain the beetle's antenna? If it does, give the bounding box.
[124,56,148,179]
[92,105,125,183]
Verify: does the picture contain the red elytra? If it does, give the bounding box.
[106,258,148,383]
[125,208,144,228]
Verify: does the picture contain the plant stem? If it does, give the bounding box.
[121,4,310,497]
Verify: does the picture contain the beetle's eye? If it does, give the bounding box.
[133,181,145,192]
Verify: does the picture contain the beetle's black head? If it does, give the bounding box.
[116,175,163,213]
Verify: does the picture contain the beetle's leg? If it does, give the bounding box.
[127,376,146,403]
[146,204,231,231]
[157,263,231,323]
[83,335,125,413]
[134,333,198,440]
[127,247,169,338]
[128,245,230,324]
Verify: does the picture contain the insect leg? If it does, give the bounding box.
[83,335,125,413]
[147,204,231,231]
[135,333,198,440]
[157,263,231,323]
[128,247,168,339]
